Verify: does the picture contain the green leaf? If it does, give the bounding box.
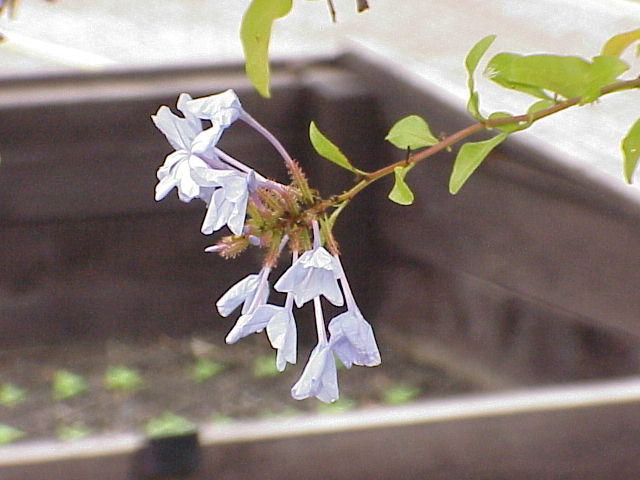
[449,133,508,194]
[580,55,628,104]
[602,28,640,57]
[104,365,144,392]
[51,370,88,401]
[488,99,555,133]
[388,166,414,205]
[309,121,361,173]
[0,424,25,445]
[381,384,420,405]
[464,35,496,120]
[189,358,225,383]
[252,355,280,378]
[484,53,552,100]
[485,53,627,103]
[145,412,196,439]
[622,117,640,183]
[240,0,293,98]
[0,383,27,408]
[385,115,438,150]
[55,423,93,442]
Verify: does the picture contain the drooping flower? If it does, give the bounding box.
[329,308,381,368]
[195,169,252,236]
[266,294,297,371]
[185,89,243,127]
[274,247,344,308]
[216,267,269,318]
[225,303,280,344]
[152,91,245,204]
[152,93,211,202]
[329,253,381,368]
[290,342,338,403]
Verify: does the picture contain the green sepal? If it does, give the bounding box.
[464,35,496,120]
[622,117,640,183]
[449,133,508,194]
[388,165,414,205]
[601,28,640,57]
[309,121,362,174]
[385,115,438,150]
[240,0,293,98]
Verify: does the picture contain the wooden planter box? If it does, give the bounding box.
[0,50,639,479]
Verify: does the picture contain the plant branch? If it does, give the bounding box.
[314,75,640,213]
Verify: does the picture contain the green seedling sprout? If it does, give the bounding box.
[0,383,27,408]
[0,424,25,445]
[104,365,144,392]
[251,355,279,378]
[144,412,196,439]
[380,384,421,405]
[316,396,356,414]
[51,370,88,401]
[188,358,225,383]
[55,422,93,442]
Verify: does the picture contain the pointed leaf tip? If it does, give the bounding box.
[388,166,414,205]
[622,117,640,184]
[240,0,293,98]
[309,121,361,173]
[449,133,507,194]
[385,115,438,150]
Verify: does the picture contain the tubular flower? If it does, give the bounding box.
[291,342,338,403]
[329,308,381,368]
[274,247,344,308]
[195,169,253,236]
[215,267,269,318]
[266,294,297,371]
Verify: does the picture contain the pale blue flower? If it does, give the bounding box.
[216,269,268,318]
[329,308,381,368]
[185,89,243,127]
[291,342,338,403]
[152,93,213,202]
[225,304,280,344]
[274,247,344,307]
[266,295,297,371]
[194,169,254,236]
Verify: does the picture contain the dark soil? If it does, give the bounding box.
[0,327,481,444]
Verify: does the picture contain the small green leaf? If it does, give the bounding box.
[602,28,640,57]
[464,35,496,120]
[240,0,293,98]
[388,166,414,205]
[188,358,225,383]
[580,55,628,104]
[622,117,640,183]
[55,422,93,442]
[0,424,25,445]
[449,133,508,194]
[381,384,420,405]
[484,53,552,100]
[385,115,438,150]
[104,366,144,392]
[145,412,196,439]
[51,370,88,401]
[0,383,27,408]
[309,121,361,173]
[488,99,555,133]
[252,355,280,378]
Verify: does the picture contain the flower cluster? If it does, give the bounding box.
[152,90,380,402]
